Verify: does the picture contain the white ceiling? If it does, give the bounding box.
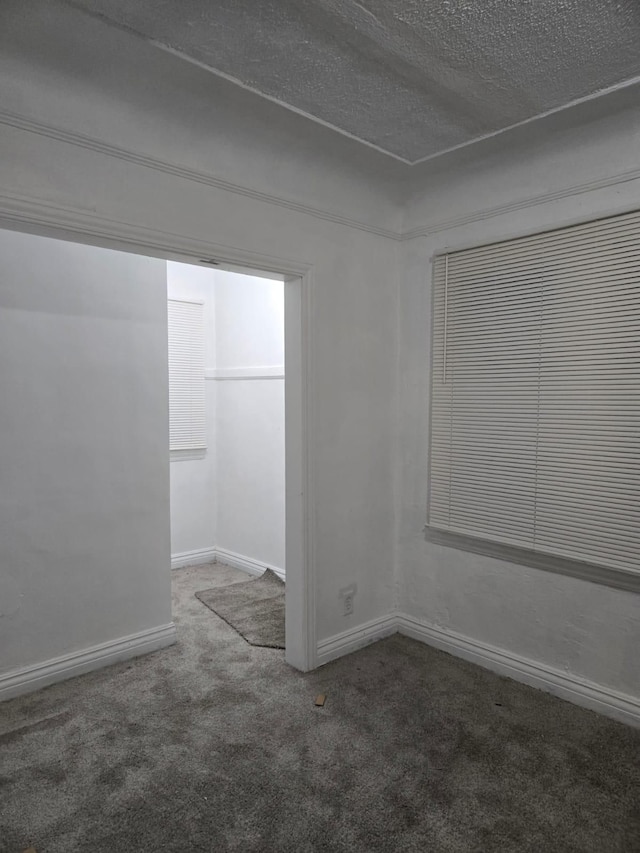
[64,0,640,164]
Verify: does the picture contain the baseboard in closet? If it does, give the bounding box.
[214,547,285,582]
[171,547,217,569]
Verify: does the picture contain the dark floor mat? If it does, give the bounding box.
[195,568,285,648]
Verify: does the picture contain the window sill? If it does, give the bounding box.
[424,526,640,594]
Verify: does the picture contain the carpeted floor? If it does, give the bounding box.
[1,562,638,853]
[196,568,285,648]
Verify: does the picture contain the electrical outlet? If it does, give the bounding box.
[343,592,354,616]
[339,583,356,617]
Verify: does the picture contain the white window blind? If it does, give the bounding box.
[429,209,640,581]
[168,299,206,451]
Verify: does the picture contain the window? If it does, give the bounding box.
[427,209,640,589]
[168,299,206,451]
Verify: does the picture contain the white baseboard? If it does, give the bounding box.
[315,611,640,727]
[171,547,217,570]
[214,547,285,582]
[397,614,640,729]
[316,614,397,668]
[0,622,177,703]
[171,546,285,581]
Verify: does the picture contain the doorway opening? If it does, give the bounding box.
[167,260,287,650]
[0,224,314,684]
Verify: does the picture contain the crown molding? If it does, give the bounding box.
[3,109,639,247]
[402,165,640,241]
[0,110,400,242]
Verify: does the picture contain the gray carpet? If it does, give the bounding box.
[1,561,639,853]
[195,568,285,648]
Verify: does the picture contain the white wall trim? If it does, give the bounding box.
[205,366,285,380]
[0,111,399,241]
[171,547,218,570]
[285,270,315,671]
[214,546,285,582]
[170,448,207,462]
[315,612,640,727]
[0,623,177,702]
[397,614,640,729]
[403,168,640,241]
[0,190,312,278]
[3,110,640,248]
[316,614,397,667]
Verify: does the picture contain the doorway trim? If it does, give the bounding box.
[0,199,317,672]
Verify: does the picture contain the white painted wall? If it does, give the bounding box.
[167,265,286,575]
[397,100,640,701]
[214,272,285,573]
[166,262,217,561]
[215,272,285,370]
[0,230,173,678]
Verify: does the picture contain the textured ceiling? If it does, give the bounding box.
[64,0,640,163]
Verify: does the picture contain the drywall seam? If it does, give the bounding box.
[214,547,285,581]
[0,190,312,277]
[171,547,217,569]
[0,110,400,241]
[403,168,640,241]
[0,623,177,702]
[397,614,640,729]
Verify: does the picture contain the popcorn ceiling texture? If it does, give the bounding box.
[64,0,640,162]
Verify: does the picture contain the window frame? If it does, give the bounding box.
[167,297,207,455]
[425,213,640,594]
